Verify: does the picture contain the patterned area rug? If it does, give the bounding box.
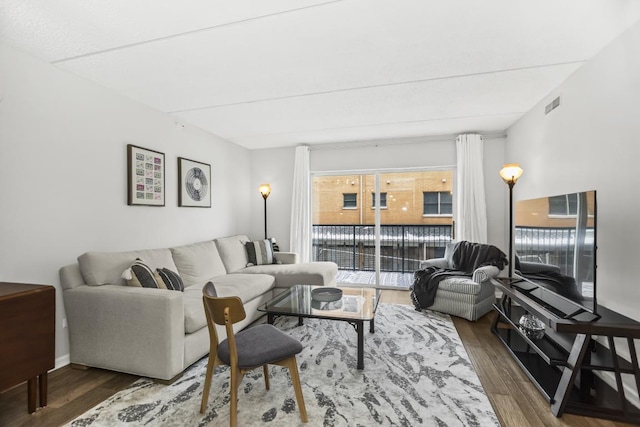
[66,304,498,426]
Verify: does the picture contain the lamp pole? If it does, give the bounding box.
[262,194,268,239]
[259,184,271,240]
[507,180,515,278]
[499,164,523,278]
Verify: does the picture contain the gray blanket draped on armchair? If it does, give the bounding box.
[411,241,508,310]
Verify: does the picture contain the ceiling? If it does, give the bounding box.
[2,1,640,150]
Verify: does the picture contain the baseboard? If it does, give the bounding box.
[54,354,71,371]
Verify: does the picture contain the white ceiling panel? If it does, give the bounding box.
[175,64,582,144]
[2,0,640,148]
[230,114,523,148]
[53,0,640,111]
[0,0,332,61]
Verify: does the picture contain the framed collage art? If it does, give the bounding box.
[127,144,165,206]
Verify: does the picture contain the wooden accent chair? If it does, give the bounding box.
[200,282,308,426]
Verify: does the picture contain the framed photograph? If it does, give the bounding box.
[127,144,165,206]
[178,157,211,207]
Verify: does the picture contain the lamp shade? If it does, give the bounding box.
[499,164,524,185]
[259,183,272,199]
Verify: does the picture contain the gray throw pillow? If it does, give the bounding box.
[245,239,275,266]
[156,268,185,292]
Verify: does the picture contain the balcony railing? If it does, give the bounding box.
[515,226,595,280]
[312,224,453,273]
[312,224,594,279]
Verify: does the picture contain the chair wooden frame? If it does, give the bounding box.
[200,291,307,426]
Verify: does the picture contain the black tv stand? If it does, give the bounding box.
[491,277,640,423]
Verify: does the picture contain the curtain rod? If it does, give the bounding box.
[308,132,507,151]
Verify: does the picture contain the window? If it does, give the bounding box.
[423,191,452,215]
[549,194,578,216]
[343,193,357,209]
[371,192,387,208]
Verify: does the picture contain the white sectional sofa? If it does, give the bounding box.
[59,234,337,383]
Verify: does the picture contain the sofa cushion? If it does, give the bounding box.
[209,273,275,302]
[215,235,251,273]
[245,239,275,266]
[443,241,457,267]
[438,277,481,295]
[123,258,167,289]
[170,241,227,288]
[238,262,337,288]
[78,249,177,286]
[182,274,275,334]
[156,268,185,292]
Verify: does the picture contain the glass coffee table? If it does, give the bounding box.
[258,284,380,369]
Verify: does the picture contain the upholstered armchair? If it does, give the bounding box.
[416,241,506,321]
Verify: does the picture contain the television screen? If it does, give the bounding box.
[514,190,597,314]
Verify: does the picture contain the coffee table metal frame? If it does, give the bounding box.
[258,284,380,370]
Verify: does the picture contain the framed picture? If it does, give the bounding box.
[127,144,165,206]
[178,157,211,207]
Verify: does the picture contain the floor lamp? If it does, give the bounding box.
[259,184,272,239]
[499,164,523,278]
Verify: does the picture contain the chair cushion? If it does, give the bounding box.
[438,277,482,295]
[217,324,302,368]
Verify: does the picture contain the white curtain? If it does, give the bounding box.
[290,145,311,262]
[455,134,488,243]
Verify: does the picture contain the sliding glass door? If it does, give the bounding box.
[312,169,454,288]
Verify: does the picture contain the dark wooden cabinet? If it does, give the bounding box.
[0,282,55,413]
[492,277,640,424]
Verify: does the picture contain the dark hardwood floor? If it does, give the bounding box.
[0,290,634,426]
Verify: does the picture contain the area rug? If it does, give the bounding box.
[66,304,498,427]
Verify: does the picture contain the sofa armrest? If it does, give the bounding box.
[419,258,449,270]
[472,266,501,284]
[274,252,298,264]
[63,284,184,381]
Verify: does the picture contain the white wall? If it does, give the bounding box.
[0,43,252,365]
[507,20,640,320]
[249,146,296,249]
[250,136,507,252]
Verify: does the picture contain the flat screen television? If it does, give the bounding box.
[514,190,597,316]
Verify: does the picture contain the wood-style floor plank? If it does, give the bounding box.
[0,289,635,426]
[0,365,137,427]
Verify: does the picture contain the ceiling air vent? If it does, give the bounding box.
[545,96,560,114]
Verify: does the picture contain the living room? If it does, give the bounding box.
[2,1,640,426]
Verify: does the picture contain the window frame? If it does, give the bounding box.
[342,192,358,210]
[422,191,453,217]
[371,192,387,209]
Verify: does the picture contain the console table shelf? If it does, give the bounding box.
[491,278,640,424]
